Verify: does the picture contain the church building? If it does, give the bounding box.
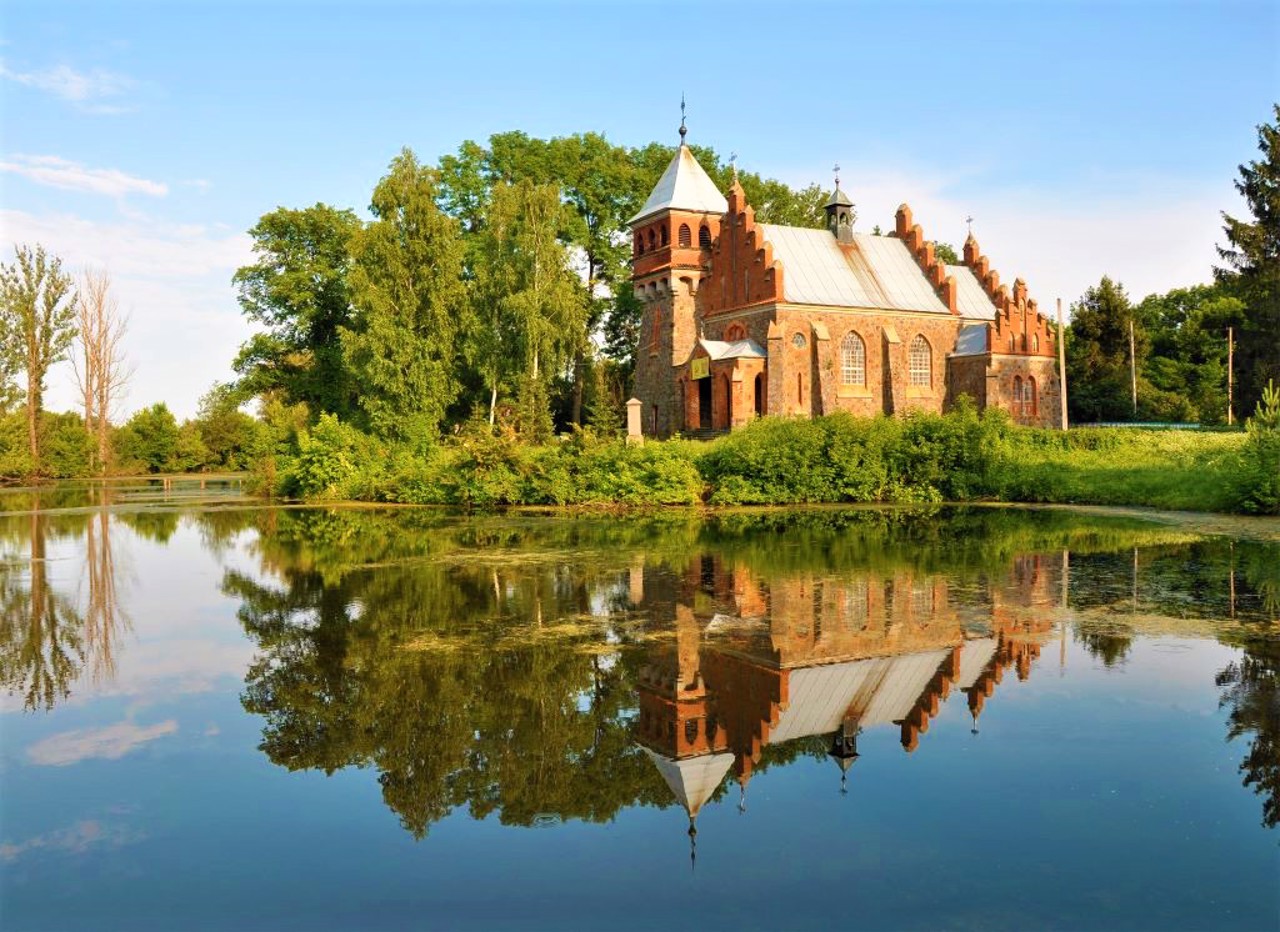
[631,131,1063,436]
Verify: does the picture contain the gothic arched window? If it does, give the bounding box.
[840,331,866,386]
[647,229,656,251]
[909,335,931,387]
[660,224,669,247]
[678,224,692,248]
[699,224,712,248]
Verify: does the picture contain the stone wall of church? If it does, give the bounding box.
[633,274,701,437]
[986,354,1063,428]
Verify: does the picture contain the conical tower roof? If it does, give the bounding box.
[629,145,728,226]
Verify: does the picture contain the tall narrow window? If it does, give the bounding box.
[647,229,656,251]
[635,232,644,255]
[1032,334,1040,353]
[1013,375,1023,415]
[660,225,669,247]
[1024,377,1037,415]
[699,224,712,248]
[678,224,692,247]
[909,335,931,387]
[840,331,866,386]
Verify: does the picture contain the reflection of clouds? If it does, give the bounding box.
[27,719,178,766]
[0,818,146,862]
[0,638,256,712]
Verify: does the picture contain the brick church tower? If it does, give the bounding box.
[629,117,727,437]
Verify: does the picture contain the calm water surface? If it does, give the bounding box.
[1,482,1278,931]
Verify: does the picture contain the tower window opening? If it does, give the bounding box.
[678,224,692,248]
[699,225,712,248]
[660,224,669,247]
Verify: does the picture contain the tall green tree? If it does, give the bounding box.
[1137,283,1244,423]
[1067,277,1143,422]
[343,149,467,447]
[471,180,588,438]
[232,204,362,418]
[1217,104,1280,418]
[0,245,77,470]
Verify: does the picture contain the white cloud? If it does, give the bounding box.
[0,154,167,198]
[0,208,255,419]
[27,718,178,766]
[0,60,134,112]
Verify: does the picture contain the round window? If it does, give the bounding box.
[792,333,807,349]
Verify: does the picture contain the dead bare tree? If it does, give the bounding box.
[71,268,131,472]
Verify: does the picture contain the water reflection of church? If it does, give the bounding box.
[633,553,1057,838]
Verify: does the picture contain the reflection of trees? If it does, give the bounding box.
[1074,624,1134,668]
[1217,634,1280,829]
[0,514,84,710]
[229,511,670,838]
[82,509,130,685]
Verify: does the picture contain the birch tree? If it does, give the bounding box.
[0,245,77,470]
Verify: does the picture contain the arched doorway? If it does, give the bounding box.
[698,378,712,430]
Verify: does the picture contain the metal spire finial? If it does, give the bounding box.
[833,163,841,190]
[679,93,687,143]
[729,152,738,180]
[966,215,975,235]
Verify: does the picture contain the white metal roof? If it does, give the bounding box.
[629,145,728,226]
[697,337,767,360]
[768,649,953,744]
[757,225,951,314]
[640,747,735,817]
[955,637,999,689]
[953,323,989,357]
[949,264,999,320]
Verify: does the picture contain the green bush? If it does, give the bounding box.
[281,413,384,500]
[41,412,95,478]
[1237,381,1280,515]
[115,403,182,473]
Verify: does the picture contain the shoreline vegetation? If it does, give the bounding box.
[250,394,1280,516]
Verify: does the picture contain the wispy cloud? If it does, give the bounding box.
[0,60,134,113]
[0,154,167,198]
[0,818,146,863]
[27,719,178,766]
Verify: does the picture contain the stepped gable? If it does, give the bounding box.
[893,204,959,315]
[957,232,1057,358]
[702,179,784,314]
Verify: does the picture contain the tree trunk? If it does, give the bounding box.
[26,379,39,469]
[488,384,498,426]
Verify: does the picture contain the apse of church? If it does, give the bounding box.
[630,134,1064,437]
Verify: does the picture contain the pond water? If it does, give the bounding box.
[1,484,1278,931]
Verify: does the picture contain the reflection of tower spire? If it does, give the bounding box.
[688,815,697,873]
[738,774,748,814]
[829,719,860,794]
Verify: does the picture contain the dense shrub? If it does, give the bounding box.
[114,403,183,473]
[1237,381,1280,514]
[280,413,387,500]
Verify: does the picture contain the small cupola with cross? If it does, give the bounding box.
[825,163,855,244]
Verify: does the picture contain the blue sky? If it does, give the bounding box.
[2,0,1277,418]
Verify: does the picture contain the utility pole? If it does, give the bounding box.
[1057,298,1068,430]
[1227,326,1234,426]
[1129,318,1138,417]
